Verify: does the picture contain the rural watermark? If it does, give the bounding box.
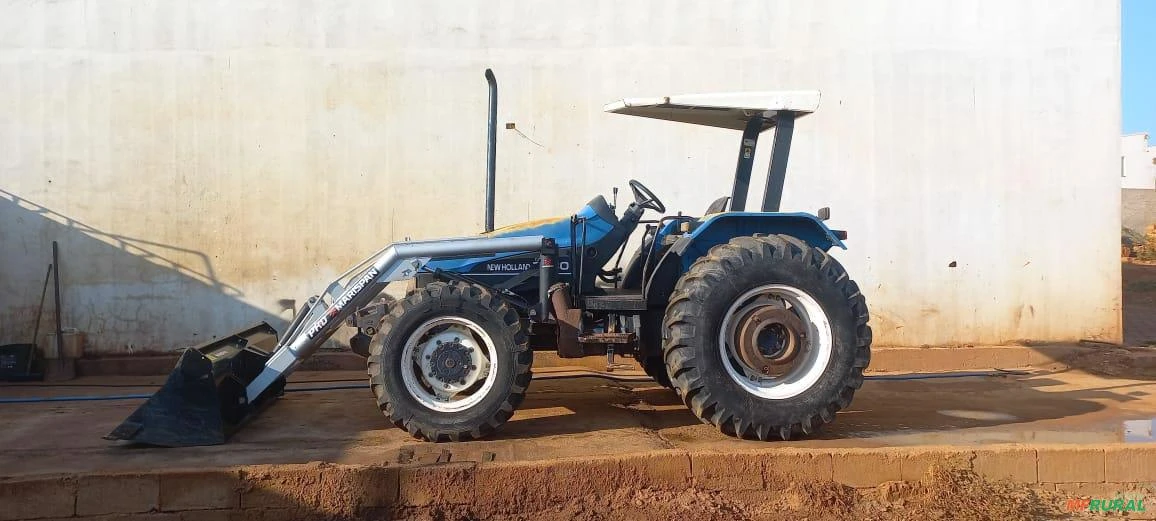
[1065,494,1146,513]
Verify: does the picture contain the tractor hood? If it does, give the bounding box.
[602,91,819,131]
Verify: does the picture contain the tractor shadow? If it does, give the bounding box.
[494,379,701,440]
[497,371,1146,447]
[805,374,1115,444]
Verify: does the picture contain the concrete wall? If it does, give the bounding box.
[0,0,1123,354]
[1122,133,1156,190]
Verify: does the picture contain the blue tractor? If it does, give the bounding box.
[107,71,871,447]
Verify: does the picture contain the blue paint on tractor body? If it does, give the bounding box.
[419,196,844,302]
[422,200,614,275]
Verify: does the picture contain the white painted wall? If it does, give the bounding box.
[0,0,1123,353]
[1122,133,1156,190]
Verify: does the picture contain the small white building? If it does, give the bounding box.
[1122,133,1156,190]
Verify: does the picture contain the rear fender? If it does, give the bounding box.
[643,212,845,305]
[679,212,845,263]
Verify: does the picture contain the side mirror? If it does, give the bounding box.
[817,207,831,221]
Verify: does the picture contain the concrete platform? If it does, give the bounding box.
[4,358,1156,520]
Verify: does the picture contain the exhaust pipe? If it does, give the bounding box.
[484,69,497,232]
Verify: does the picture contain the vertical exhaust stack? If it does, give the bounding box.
[484,69,497,232]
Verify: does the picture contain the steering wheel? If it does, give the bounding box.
[628,179,666,213]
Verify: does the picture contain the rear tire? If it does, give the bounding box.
[367,281,532,442]
[663,234,871,440]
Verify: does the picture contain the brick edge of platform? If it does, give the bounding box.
[3,443,1154,520]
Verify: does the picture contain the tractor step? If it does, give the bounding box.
[581,291,647,311]
[578,332,636,345]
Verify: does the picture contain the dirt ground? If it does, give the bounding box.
[391,465,1092,521]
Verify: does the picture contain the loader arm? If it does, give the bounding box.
[248,235,549,401]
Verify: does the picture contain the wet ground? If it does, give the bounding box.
[2,359,1155,478]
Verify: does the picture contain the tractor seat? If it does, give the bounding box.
[704,196,730,215]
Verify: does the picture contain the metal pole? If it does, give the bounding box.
[484,69,498,232]
[729,116,764,212]
[761,112,795,212]
[51,241,63,359]
[31,264,52,346]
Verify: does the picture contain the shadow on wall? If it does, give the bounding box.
[0,189,284,355]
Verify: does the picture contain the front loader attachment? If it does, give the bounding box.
[104,322,282,447]
[102,234,549,448]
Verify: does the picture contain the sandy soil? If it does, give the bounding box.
[386,465,1088,521]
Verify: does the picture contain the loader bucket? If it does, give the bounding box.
[104,322,283,447]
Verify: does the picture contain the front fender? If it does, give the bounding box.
[643,212,846,305]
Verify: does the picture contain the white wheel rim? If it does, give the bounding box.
[717,284,833,400]
[400,316,498,412]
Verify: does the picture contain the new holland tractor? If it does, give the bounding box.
[107,71,871,447]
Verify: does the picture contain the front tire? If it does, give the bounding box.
[367,281,532,442]
[663,234,871,440]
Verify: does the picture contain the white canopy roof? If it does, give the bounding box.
[603,91,820,131]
